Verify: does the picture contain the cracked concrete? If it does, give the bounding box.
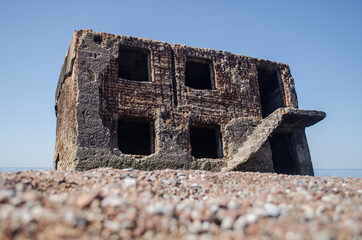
[54,29,325,175]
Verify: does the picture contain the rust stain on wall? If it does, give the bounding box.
[54,30,325,175]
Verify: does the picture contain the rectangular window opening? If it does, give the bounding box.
[118,117,154,155]
[269,134,296,174]
[185,57,214,90]
[257,67,285,118]
[190,123,223,159]
[118,47,150,82]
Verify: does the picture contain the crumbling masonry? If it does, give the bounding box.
[54,30,325,175]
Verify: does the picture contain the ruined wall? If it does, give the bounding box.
[98,37,175,155]
[54,75,78,170]
[54,34,80,170]
[97,41,270,159]
[55,30,322,174]
[254,59,298,109]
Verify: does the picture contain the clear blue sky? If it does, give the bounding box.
[0,0,361,169]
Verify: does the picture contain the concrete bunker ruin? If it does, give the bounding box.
[54,30,325,175]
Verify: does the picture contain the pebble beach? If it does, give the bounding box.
[0,168,361,239]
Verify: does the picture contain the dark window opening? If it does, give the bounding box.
[93,34,102,44]
[118,47,149,82]
[190,124,223,158]
[269,134,296,174]
[118,117,154,155]
[257,67,285,118]
[185,57,214,90]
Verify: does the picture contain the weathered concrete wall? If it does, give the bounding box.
[54,30,325,175]
[54,33,79,170]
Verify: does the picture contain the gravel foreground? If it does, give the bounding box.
[0,168,361,240]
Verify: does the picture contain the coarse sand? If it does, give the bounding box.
[0,168,361,239]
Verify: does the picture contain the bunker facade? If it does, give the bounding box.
[54,30,325,175]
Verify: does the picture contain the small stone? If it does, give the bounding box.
[177,173,186,178]
[264,203,281,217]
[316,205,327,215]
[244,213,258,224]
[104,220,121,232]
[123,177,137,188]
[123,168,133,172]
[252,207,268,217]
[295,180,304,186]
[332,188,340,194]
[0,189,15,203]
[285,231,303,240]
[302,205,315,220]
[161,179,170,185]
[202,196,209,201]
[321,195,334,202]
[335,205,343,214]
[191,209,201,220]
[101,196,126,208]
[146,203,174,216]
[49,193,68,204]
[9,196,22,206]
[210,204,219,214]
[30,206,43,220]
[20,210,33,224]
[234,216,247,231]
[22,191,38,201]
[312,230,334,240]
[221,216,234,230]
[308,181,319,190]
[201,221,210,231]
[64,211,76,225]
[188,220,202,234]
[75,192,98,208]
[76,217,88,228]
[148,175,156,181]
[227,200,239,210]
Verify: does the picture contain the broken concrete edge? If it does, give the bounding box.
[55,31,79,114]
[221,108,326,172]
[78,29,291,64]
[69,107,325,173]
[277,108,326,125]
[54,29,292,112]
[72,148,227,172]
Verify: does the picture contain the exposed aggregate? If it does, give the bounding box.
[0,168,361,239]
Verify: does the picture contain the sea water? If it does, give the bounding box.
[0,167,51,172]
[314,169,362,178]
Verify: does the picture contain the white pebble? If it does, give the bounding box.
[104,220,121,231]
[244,213,258,224]
[227,200,239,210]
[264,203,281,217]
[210,204,219,213]
[146,203,174,216]
[123,177,137,188]
[101,196,126,208]
[234,216,247,231]
[221,216,234,229]
[123,168,133,172]
[302,205,315,220]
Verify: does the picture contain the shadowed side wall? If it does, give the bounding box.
[54,33,80,170]
[253,60,314,175]
[54,75,78,170]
